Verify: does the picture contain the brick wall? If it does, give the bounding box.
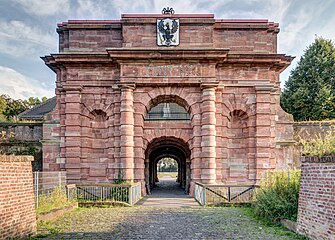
[296,156,335,239]
[0,155,36,239]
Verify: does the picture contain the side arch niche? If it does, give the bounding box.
[227,109,253,182]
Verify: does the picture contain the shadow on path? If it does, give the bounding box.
[137,176,199,207]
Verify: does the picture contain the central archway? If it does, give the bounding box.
[144,137,191,194]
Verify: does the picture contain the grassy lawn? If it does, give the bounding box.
[239,206,308,240]
[157,172,178,178]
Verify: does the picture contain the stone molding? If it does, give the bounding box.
[0,155,34,162]
[301,155,335,163]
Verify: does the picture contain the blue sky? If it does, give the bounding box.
[0,0,334,99]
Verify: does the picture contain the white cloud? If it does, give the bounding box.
[15,0,71,16]
[0,66,54,99]
[0,20,56,57]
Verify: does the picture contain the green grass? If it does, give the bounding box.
[36,187,72,216]
[241,207,308,239]
[254,170,301,222]
[158,172,178,178]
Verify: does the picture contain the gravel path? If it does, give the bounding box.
[37,207,304,240]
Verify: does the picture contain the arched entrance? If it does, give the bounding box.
[145,137,191,194]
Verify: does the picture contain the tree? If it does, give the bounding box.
[281,37,335,121]
[0,95,48,122]
[26,97,41,108]
[2,95,28,120]
[0,95,7,121]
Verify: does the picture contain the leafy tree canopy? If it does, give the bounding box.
[0,95,48,122]
[281,37,335,121]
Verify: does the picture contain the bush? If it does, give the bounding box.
[36,187,71,215]
[254,170,301,222]
[299,128,335,157]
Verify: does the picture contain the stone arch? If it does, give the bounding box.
[141,86,200,116]
[228,109,248,127]
[146,95,190,121]
[148,95,190,113]
[90,109,107,122]
[220,92,256,120]
[144,136,191,193]
[143,131,192,152]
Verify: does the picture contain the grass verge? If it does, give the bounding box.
[241,207,308,239]
[36,187,72,216]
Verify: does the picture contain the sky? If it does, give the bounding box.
[0,0,334,100]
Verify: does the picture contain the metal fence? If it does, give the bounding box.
[33,171,142,206]
[67,182,142,206]
[33,171,67,208]
[194,182,258,206]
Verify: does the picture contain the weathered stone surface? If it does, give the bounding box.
[42,13,294,194]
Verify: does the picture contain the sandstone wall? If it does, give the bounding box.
[0,122,43,171]
[0,122,42,141]
[0,155,36,239]
[297,156,335,239]
[42,14,294,191]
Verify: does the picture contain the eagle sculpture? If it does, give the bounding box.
[157,19,179,46]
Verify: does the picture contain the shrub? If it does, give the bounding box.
[36,186,71,215]
[299,128,335,157]
[254,170,301,222]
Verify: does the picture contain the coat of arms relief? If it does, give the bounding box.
[157,8,179,47]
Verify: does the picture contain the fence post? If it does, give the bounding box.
[101,186,104,201]
[35,172,39,208]
[129,185,133,205]
[228,187,231,202]
[202,186,206,206]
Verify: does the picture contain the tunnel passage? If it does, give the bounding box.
[144,137,191,194]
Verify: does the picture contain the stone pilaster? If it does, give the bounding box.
[63,85,82,182]
[200,83,217,183]
[119,84,135,181]
[255,85,274,182]
[191,113,202,183]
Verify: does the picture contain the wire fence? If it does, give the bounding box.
[33,171,66,208]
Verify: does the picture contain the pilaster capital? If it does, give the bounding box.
[255,84,275,92]
[119,83,136,91]
[200,82,219,90]
[61,84,82,92]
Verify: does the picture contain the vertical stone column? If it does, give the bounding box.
[200,83,217,184]
[255,85,274,182]
[119,84,135,181]
[63,85,82,182]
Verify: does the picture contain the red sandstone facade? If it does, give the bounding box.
[42,13,294,194]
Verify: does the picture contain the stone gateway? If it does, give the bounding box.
[42,12,294,195]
